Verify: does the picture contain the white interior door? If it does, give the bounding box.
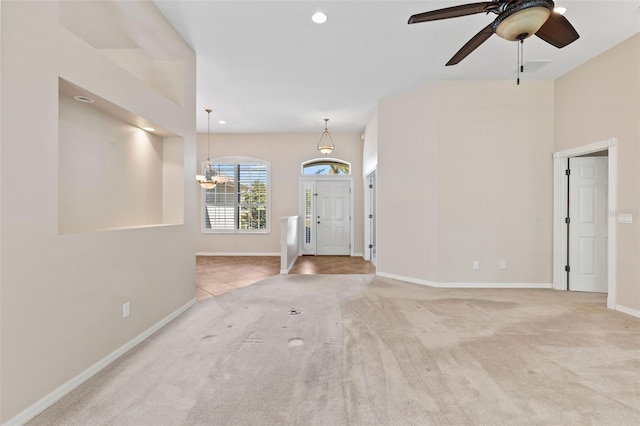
[569,156,608,293]
[316,180,350,255]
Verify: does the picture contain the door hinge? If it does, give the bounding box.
[369,184,373,189]
[565,265,571,272]
[369,214,373,219]
[565,217,570,224]
[368,244,373,249]
[565,169,571,176]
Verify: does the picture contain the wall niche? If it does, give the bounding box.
[58,78,184,234]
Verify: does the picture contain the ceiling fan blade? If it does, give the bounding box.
[408,2,501,24]
[446,24,494,66]
[535,12,579,48]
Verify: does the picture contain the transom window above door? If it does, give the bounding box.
[302,158,350,175]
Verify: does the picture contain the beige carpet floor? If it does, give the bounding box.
[30,275,640,425]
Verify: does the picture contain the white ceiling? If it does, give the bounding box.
[153,1,640,134]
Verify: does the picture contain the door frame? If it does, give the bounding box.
[553,138,617,309]
[364,170,376,264]
[298,176,354,256]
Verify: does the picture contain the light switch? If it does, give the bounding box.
[618,213,633,224]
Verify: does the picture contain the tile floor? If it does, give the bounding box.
[196,255,375,302]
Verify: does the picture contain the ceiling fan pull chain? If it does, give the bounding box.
[516,40,520,85]
[516,39,524,85]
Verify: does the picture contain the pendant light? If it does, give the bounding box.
[317,118,335,155]
[196,108,227,189]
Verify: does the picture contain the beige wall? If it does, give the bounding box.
[437,80,554,283]
[555,34,640,312]
[196,133,365,255]
[58,94,165,233]
[1,1,196,421]
[377,85,440,282]
[374,81,554,285]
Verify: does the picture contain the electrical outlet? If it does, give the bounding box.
[473,261,479,270]
[123,302,130,318]
[499,260,507,270]
[618,213,633,224]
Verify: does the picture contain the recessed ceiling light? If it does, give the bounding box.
[218,120,227,125]
[142,127,156,132]
[73,95,94,103]
[554,7,567,15]
[312,12,327,24]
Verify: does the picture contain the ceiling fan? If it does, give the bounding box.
[408,0,579,66]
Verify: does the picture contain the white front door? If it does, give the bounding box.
[569,157,608,293]
[316,180,350,255]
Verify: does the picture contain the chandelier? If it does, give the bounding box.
[317,118,335,155]
[196,108,228,189]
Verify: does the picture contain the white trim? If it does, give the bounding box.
[377,272,438,287]
[377,272,551,289]
[3,299,196,426]
[552,139,617,309]
[196,252,280,256]
[615,304,640,319]
[552,139,617,159]
[353,253,364,258]
[436,282,552,289]
[607,144,618,310]
[552,157,569,290]
[280,256,298,275]
[363,170,376,262]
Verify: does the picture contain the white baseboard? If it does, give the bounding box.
[196,252,280,256]
[4,298,196,426]
[616,304,640,319]
[280,254,299,275]
[376,272,552,289]
[437,282,553,289]
[376,272,438,287]
[353,253,364,258]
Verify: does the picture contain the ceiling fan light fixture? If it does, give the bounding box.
[494,6,551,41]
[408,0,578,66]
[554,6,567,15]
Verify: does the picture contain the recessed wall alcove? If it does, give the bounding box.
[58,78,184,234]
[59,1,186,106]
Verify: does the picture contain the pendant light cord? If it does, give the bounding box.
[205,108,212,162]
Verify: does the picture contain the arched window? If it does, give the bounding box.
[301,158,351,175]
